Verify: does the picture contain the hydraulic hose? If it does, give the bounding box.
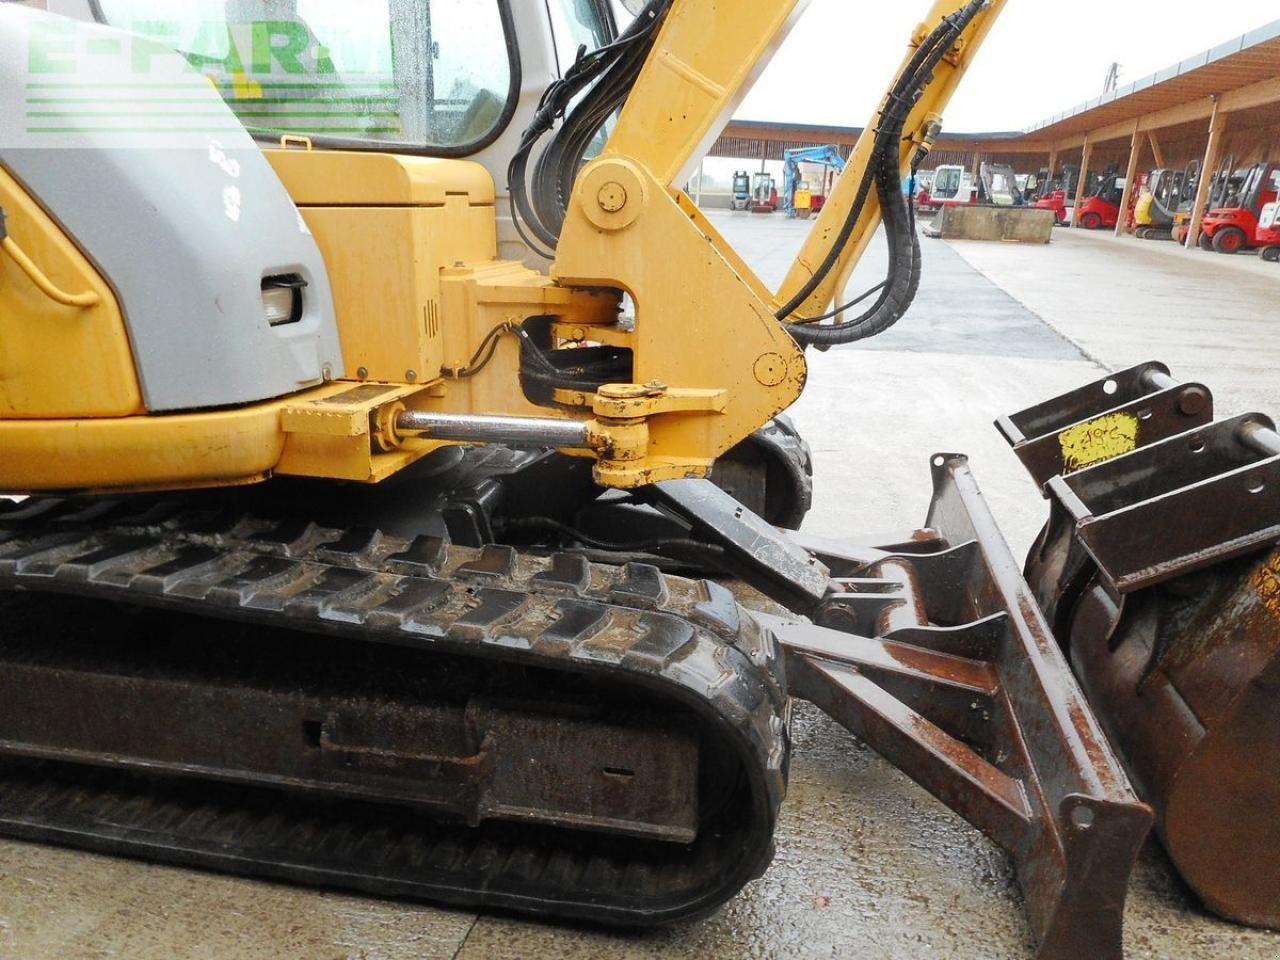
[780,0,986,347]
[0,209,100,309]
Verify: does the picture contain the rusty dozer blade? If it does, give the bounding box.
[651,461,1152,960]
[1003,363,1280,929]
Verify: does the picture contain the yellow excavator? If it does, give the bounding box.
[3,3,1280,958]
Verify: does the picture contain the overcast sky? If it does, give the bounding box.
[735,1,1280,134]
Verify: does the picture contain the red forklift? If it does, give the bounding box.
[1198,160,1280,254]
[1173,156,1243,246]
[1074,172,1126,229]
[1033,164,1079,225]
[750,172,778,213]
[1260,201,1280,262]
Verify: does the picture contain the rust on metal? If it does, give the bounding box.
[996,361,1214,489]
[1005,366,1280,929]
[763,454,1152,960]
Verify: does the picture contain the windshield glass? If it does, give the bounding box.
[934,168,960,197]
[546,0,616,160]
[96,0,515,151]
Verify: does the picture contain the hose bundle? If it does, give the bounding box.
[779,0,987,348]
[509,0,674,259]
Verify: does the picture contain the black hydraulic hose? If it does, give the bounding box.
[778,0,986,343]
[790,138,924,347]
[775,7,964,320]
[508,0,672,253]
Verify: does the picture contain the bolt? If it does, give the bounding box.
[406,370,418,383]
[1178,385,1210,417]
[599,383,650,400]
[357,366,369,379]
[597,181,628,213]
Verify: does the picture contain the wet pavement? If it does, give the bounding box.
[2,212,1278,959]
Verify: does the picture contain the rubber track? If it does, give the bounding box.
[0,497,789,925]
[749,415,815,530]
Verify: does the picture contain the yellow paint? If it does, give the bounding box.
[779,1,1009,317]
[1248,550,1280,623]
[0,164,144,420]
[266,150,495,207]
[0,1,1013,495]
[1134,191,1155,227]
[1059,412,1140,473]
[268,150,498,386]
[1,236,100,308]
[0,404,286,493]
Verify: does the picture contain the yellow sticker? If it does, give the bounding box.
[1058,412,1139,473]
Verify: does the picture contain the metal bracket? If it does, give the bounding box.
[1044,413,1280,592]
[997,361,1213,489]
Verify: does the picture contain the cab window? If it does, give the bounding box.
[95,0,517,152]
[546,0,615,72]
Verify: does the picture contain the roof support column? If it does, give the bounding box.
[1147,132,1165,169]
[1115,122,1143,237]
[1186,96,1225,251]
[1072,136,1093,226]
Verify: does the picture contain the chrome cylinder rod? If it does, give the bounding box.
[396,411,590,449]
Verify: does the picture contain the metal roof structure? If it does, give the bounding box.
[1028,20,1280,143]
[713,20,1280,161]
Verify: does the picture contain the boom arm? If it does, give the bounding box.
[542,0,1007,485]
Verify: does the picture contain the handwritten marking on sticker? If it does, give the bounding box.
[1059,412,1139,473]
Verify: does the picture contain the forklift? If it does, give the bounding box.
[750,171,779,213]
[1173,155,1244,246]
[1198,160,1280,254]
[1260,201,1280,262]
[730,169,752,211]
[1134,164,1194,240]
[1033,163,1081,225]
[1074,171,1126,230]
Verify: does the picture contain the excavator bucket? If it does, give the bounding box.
[1002,362,1280,928]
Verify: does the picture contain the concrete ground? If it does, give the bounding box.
[3,215,1279,960]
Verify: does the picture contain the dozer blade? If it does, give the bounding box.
[1003,364,1280,929]
[650,461,1152,960]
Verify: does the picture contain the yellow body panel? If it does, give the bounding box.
[1134,191,1155,227]
[265,150,496,206]
[267,150,498,386]
[0,1,1008,494]
[0,404,285,494]
[0,382,453,494]
[0,165,143,419]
